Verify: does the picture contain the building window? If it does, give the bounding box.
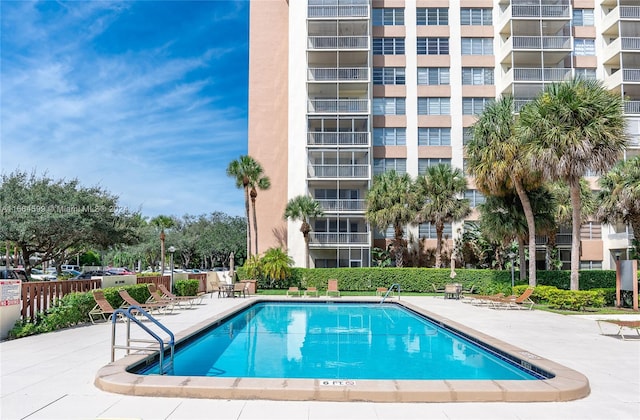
[574,39,595,56]
[462,67,494,85]
[580,261,602,269]
[418,97,451,115]
[374,128,407,146]
[418,158,451,174]
[460,8,492,26]
[581,222,602,240]
[417,67,450,85]
[373,97,406,115]
[463,127,473,145]
[372,8,404,26]
[419,222,452,239]
[373,158,407,175]
[417,37,449,55]
[373,67,406,85]
[461,38,493,55]
[416,8,448,25]
[572,9,594,26]
[462,97,493,115]
[373,37,405,55]
[575,68,597,80]
[464,190,485,208]
[418,128,451,146]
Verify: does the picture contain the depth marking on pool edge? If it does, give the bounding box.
[321,380,356,386]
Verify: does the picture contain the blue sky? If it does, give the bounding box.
[1,0,249,218]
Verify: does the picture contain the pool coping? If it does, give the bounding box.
[95,298,591,403]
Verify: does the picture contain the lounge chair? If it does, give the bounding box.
[463,293,505,306]
[157,284,203,307]
[89,290,122,324]
[489,288,535,310]
[287,286,301,297]
[146,284,181,308]
[304,286,318,297]
[118,289,172,315]
[326,279,340,297]
[432,283,445,295]
[596,320,640,340]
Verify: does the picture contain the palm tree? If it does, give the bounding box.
[467,96,541,286]
[366,170,418,267]
[414,164,470,268]
[597,156,640,257]
[150,215,174,273]
[227,155,271,257]
[283,195,324,268]
[261,247,293,288]
[518,78,627,290]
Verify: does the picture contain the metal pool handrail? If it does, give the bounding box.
[380,283,401,303]
[110,305,175,375]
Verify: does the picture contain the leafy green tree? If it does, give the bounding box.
[260,247,293,288]
[283,195,324,268]
[227,155,270,257]
[150,215,175,272]
[0,170,139,275]
[519,79,627,290]
[414,164,470,268]
[467,96,541,286]
[597,156,640,256]
[366,170,418,268]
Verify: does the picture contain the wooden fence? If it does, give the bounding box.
[21,273,208,321]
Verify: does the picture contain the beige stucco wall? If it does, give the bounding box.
[248,0,289,255]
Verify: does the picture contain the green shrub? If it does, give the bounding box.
[175,279,199,296]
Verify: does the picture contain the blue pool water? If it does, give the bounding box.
[137,302,542,380]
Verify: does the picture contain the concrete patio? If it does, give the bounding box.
[1,295,638,419]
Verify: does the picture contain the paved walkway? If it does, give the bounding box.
[1,295,639,419]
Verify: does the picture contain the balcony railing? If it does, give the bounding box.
[620,6,640,19]
[511,36,571,50]
[513,68,572,82]
[308,164,369,178]
[625,101,640,114]
[308,5,369,18]
[310,232,370,245]
[308,67,369,81]
[308,36,369,50]
[317,199,366,212]
[308,99,368,113]
[512,5,570,18]
[621,37,640,50]
[623,69,640,82]
[308,132,369,146]
[514,98,534,112]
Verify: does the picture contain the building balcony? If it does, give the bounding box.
[308,164,369,179]
[308,36,369,50]
[605,69,640,90]
[603,37,640,65]
[317,199,366,212]
[308,3,369,19]
[308,67,369,82]
[511,36,572,50]
[308,98,369,114]
[307,132,369,146]
[309,232,370,246]
[514,98,534,112]
[511,4,570,19]
[625,101,640,115]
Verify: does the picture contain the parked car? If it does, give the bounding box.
[106,267,134,275]
[30,268,56,281]
[0,268,29,281]
[73,270,114,279]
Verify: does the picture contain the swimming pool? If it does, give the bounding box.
[96,298,591,402]
[137,302,542,381]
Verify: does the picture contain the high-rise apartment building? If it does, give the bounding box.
[248,0,639,270]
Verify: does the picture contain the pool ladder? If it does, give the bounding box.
[380,283,401,303]
[110,305,175,375]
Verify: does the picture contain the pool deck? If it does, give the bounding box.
[1,295,639,419]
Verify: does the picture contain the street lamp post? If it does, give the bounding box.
[168,246,176,293]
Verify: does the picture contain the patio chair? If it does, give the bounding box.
[304,286,318,297]
[376,287,388,297]
[489,288,535,310]
[157,283,204,307]
[89,290,122,324]
[287,286,301,297]
[462,293,505,306]
[233,282,248,298]
[118,289,172,315]
[432,283,445,295]
[146,283,181,308]
[326,279,340,297]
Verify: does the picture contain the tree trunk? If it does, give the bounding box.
[394,225,404,267]
[569,179,582,290]
[251,189,259,255]
[302,222,311,269]
[518,236,526,281]
[514,179,537,287]
[435,223,443,268]
[244,187,252,258]
[160,229,165,273]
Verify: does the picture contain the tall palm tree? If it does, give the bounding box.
[597,156,640,257]
[150,215,174,272]
[414,164,470,268]
[518,79,627,290]
[227,155,270,257]
[283,195,324,268]
[467,96,541,286]
[366,170,418,267]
